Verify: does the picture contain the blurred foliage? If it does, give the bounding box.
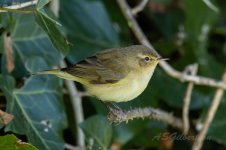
[0,134,38,150]
[59,0,120,63]
[0,0,226,149]
[80,115,112,149]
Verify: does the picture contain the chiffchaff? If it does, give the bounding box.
[33,45,167,102]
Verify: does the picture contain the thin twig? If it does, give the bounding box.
[78,92,90,97]
[132,0,149,15]
[108,107,183,130]
[0,0,37,13]
[117,0,154,49]
[64,143,82,150]
[192,70,226,150]
[49,0,85,147]
[116,0,226,90]
[202,0,219,13]
[65,79,85,147]
[182,64,198,135]
[60,62,85,147]
[0,7,34,13]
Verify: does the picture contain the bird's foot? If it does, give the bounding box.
[110,102,122,111]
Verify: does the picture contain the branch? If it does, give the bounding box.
[107,107,183,130]
[132,0,149,15]
[192,70,226,150]
[64,143,82,150]
[182,64,198,135]
[0,0,37,13]
[60,62,85,147]
[77,92,90,97]
[202,0,219,13]
[49,0,85,147]
[116,0,226,90]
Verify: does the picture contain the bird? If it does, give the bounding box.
[32,45,167,104]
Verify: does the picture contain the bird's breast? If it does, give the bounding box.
[86,66,156,102]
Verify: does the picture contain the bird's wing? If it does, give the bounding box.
[61,49,129,84]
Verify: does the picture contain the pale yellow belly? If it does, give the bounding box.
[86,69,154,102]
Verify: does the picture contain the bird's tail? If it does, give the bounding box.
[31,69,60,76]
[31,69,79,81]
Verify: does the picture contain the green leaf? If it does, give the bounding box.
[11,14,63,65]
[0,57,67,150]
[37,0,50,10]
[223,42,226,56]
[34,9,69,55]
[207,96,226,144]
[102,0,132,44]
[0,13,16,33]
[147,9,184,40]
[80,115,112,150]
[3,13,63,76]
[184,0,218,40]
[113,120,149,145]
[59,0,120,63]
[184,0,223,78]
[0,35,3,54]
[0,134,38,150]
[123,122,167,149]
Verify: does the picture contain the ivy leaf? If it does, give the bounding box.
[207,96,226,144]
[36,0,50,10]
[2,13,63,77]
[80,115,112,150]
[60,0,120,63]
[34,9,69,55]
[0,134,38,150]
[11,14,63,66]
[0,57,67,150]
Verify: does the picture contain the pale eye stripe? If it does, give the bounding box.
[137,53,148,58]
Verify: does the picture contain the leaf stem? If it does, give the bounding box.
[0,7,34,13]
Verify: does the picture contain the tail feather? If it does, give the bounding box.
[31,69,60,75]
[31,69,80,81]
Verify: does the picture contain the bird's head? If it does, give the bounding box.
[121,45,168,71]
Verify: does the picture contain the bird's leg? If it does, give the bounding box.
[98,100,111,111]
[110,102,122,111]
[98,100,122,120]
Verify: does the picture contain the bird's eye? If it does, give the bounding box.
[144,57,150,61]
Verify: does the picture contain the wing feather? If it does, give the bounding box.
[61,49,129,84]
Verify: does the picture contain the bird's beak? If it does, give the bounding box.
[157,57,170,61]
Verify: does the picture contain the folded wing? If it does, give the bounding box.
[61,48,129,84]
